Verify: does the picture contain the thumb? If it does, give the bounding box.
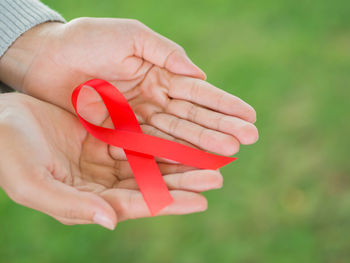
[132,21,206,80]
[15,172,117,230]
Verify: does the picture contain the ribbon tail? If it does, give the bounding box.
[125,150,173,215]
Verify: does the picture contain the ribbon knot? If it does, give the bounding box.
[72,79,236,215]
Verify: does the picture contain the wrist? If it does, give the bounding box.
[0,22,62,91]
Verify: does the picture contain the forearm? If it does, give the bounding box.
[0,0,65,90]
[0,22,60,91]
[0,29,34,90]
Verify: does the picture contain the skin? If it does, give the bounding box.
[0,18,258,229]
[0,93,222,230]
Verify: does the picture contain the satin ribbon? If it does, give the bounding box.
[72,79,237,215]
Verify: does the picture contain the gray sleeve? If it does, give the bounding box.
[0,0,66,57]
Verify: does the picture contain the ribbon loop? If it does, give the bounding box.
[72,79,236,215]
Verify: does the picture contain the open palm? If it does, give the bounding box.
[0,93,223,229]
[22,18,258,157]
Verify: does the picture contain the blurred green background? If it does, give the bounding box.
[1,0,350,262]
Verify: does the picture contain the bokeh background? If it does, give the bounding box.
[1,0,349,262]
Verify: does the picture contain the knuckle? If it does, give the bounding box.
[216,115,226,131]
[216,92,225,109]
[146,111,157,126]
[190,80,201,100]
[163,48,178,68]
[187,103,198,122]
[176,174,185,189]
[169,117,180,134]
[197,128,207,146]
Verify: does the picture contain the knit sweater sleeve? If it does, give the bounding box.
[0,0,65,57]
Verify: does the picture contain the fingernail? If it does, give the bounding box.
[93,212,115,230]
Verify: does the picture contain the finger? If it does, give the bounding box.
[164,169,223,191]
[148,112,240,156]
[49,214,93,226]
[100,189,208,222]
[131,20,206,79]
[169,75,256,123]
[13,170,117,230]
[159,163,197,175]
[76,86,109,125]
[141,123,200,163]
[117,169,223,192]
[108,124,199,163]
[116,162,196,180]
[165,99,258,145]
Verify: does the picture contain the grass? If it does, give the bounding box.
[1,0,350,262]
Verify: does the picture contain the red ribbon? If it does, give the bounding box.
[72,79,236,215]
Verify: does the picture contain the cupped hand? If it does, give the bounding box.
[0,93,223,230]
[18,18,258,156]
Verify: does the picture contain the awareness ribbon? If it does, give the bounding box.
[72,79,237,215]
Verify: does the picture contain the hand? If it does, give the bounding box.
[0,18,258,156]
[0,93,223,230]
